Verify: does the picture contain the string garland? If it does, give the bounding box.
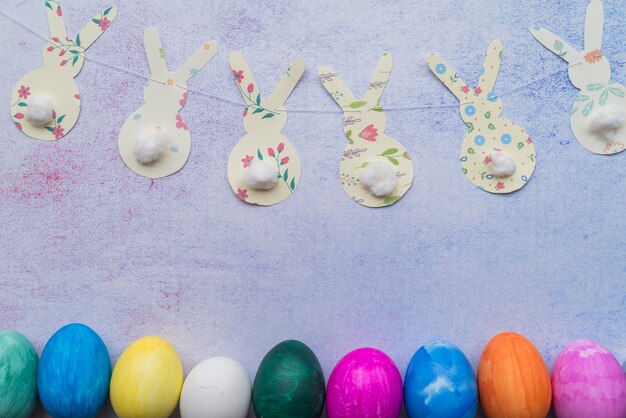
[0,9,603,115]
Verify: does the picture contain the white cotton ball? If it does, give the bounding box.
[360,161,397,197]
[134,129,168,164]
[26,95,54,127]
[243,160,277,190]
[488,149,516,177]
[590,106,624,141]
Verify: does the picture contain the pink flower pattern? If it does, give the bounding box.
[52,125,65,139]
[98,16,111,31]
[175,114,188,130]
[236,188,248,201]
[241,155,254,168]
[18,86,30,100]
[180,92,188,107]
[232,70,244,83]
[358,124,379,142]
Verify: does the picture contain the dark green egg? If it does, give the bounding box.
[252,340,325,418]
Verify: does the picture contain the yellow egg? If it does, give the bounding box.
[110,336,183,418]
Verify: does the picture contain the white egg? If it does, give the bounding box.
[180,356,251,418]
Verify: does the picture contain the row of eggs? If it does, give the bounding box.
[1,324,626,418]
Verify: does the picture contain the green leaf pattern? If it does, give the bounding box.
[571,82,625,117]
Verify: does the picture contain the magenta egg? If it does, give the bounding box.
[552,339,626,418]
[326,347,403,418]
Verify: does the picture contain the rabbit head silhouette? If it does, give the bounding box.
[10,1,117,141]
[117,27,217,179]
[319,53,414,207]
[428,41,537,194]
[227,52,305,206]
[531,0,625,155]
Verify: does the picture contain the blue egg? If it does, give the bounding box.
[38,324,111,418]
[404,341,477,418]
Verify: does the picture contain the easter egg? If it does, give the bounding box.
[0,331,38,418]
[110,336,183,418]
[478,332,551,418]
[180,356,251,418]
[552,339,626,418]
[404,341,478,418]
[326,347,403,418]
[252,340,325,418]
[38,323,111,418]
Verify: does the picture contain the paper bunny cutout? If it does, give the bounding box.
[531,0,625,155]
[227,52,305,206]
[118,27,217,179]
[10,1,117,140]
[428,41,536,194]
[319,53,414,207]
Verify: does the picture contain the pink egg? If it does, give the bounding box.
[326,347,403,418]
[552,339,626,418]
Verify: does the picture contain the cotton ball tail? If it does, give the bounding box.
[487,149,516,177]
[243,160,278,190]
[590,106,624,141]
[26,95,54,127]
[134,129,168,165]
[360,161,397,197]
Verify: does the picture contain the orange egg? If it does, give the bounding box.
[478,332,551,418]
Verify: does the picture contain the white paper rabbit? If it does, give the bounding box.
[118,27,217,179]
[227,52,305,206]
[10,1,117,140]
[531,0,625,155]
[319,53,414,207]
[428,41,536,194]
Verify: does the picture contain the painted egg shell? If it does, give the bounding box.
[110,336,183,418]
[0,331,39,418]
[326,347,403,418]
[180,356,251,418]
[253,340,325,418]
[478,332,551,418]
[552,339,626,418]
[404,341,478,418]
[38,323,111,418]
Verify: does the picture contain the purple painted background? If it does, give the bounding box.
[1,0,625,416]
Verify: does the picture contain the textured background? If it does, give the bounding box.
[1,0,625,416]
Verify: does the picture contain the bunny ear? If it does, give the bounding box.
[427,53,469,102]
[75,7,117,50]
[477,40,502,93]
[229,52,260,103]
[45,0,67,39]
[144,27,169,81]
[318,66,358,109]
[530,24,581,64]
[173,41,217,84]
[266,58,305,108]
[584,0,604,51]
[363,53,392,105]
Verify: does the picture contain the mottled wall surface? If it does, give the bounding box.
[0,0,624,417]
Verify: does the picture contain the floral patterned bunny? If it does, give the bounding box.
[319,53,414,207]
[227,52,305,206]
[10,1,117,140]
[428,41,536,194]
[531,0,625,155]
[118,27,217,179]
